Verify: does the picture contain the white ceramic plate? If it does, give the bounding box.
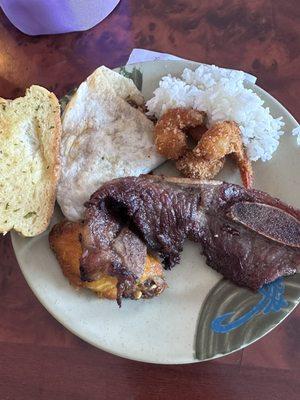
[12,61,300,364]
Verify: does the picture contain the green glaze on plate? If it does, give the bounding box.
[119,66,143,91]
[195,275,300,361]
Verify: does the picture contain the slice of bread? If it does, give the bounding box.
[0,85,61,236]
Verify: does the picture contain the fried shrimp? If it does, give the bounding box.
[154,108,206,159]
[155,108,253,188]
[193,121,253,188]
[176,152,225,180]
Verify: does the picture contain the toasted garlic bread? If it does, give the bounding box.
[0,86,61,236]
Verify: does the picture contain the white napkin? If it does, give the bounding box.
[127,48,257,84]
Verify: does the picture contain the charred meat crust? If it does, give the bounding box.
[81,175,300,291]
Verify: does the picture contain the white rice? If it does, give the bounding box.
[292,126,300,146]
[146,65,286,162]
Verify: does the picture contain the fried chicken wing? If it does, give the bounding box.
[49,220,84,287]
[49,220,166,302]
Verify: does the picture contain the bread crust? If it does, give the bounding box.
[41,89,61,236]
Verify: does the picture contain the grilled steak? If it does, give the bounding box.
[81,175,300,292]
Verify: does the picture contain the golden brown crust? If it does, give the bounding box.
[155,110,253,188]
[193,120,253,188]
[176,151,225,179]
[154,108,206,160]
[49,220,84,287]
[49,220,119,299]
[49,219,166,301]
[194,121,241,160]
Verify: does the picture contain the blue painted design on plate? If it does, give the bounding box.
[211,278,288,333]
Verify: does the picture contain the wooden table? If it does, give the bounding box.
[0,1,299,399]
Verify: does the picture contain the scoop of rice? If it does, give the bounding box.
[146,65,285,162]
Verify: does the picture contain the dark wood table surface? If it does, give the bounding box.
[0,1,299,399]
